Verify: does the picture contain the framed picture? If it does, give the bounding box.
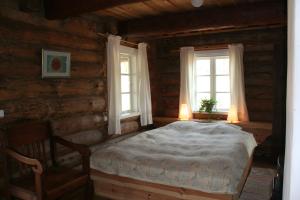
[42,49,71,78]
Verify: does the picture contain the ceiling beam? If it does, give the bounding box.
[119,1,286,38]
[44,0,149,19]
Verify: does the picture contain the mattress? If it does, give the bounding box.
[91,121,257,194]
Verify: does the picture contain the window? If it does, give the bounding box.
[120,46,138,117]
[193,50,230,112]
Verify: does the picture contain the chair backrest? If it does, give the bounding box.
[6,121,53,171]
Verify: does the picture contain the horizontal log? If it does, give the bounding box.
[0,59,41,78]
[0,43,104,64]
[51,115,105,136]
[161,87,179,97]
[0,79,105,101]
[244,64,273,73]
[155,28,285,51]
[0,23,99,51]
[246,100,274,112]
[160,74,180,85]
[244,44,275,52]
[72,64,106,78]
[245,72,273,81]
[245,86,273,100]
[163,109,179,118]
[58,97,106,116]
[119,2,286,38]
[1,96,106,123]
[244,55,274,63]
[121,120,140,134]
[249,112,273,122]
[63,129,105,145]
[0,7,98,39]
[245,78,273,87]
[0,61,104,79]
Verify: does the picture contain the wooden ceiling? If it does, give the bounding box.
[118,1,286,39]
[44,0,286,39]
[94,0,271,21]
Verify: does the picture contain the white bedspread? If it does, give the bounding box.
[91,121,257,194]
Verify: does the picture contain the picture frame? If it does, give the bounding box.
[42,49,71,78]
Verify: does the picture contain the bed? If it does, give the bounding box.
[90,121,257,200]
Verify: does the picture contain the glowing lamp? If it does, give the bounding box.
[227,107,239,123]
[179,104,190,120]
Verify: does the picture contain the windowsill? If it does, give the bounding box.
[193,111,228,120]
[193,111,228,115]
[121,112,140,120]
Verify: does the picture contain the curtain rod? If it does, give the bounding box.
[171,42,271,53]
[97,32,139,47]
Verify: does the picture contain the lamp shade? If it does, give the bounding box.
[179,104,190,120]
[227,106,239,123]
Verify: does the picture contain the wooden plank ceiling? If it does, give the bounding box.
[44,0,286,38]
[94,0,270,21]
[118,1,286,39]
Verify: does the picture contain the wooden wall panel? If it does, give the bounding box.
[0,5,141,177]
[150,28,287,123]
[0,7,140,144]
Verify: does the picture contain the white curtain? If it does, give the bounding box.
[227,44,249,122]
[107,35,122,135]
[179,47,195,120]
[137,43,153,126]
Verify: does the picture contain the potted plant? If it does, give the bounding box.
[199,99,217,121]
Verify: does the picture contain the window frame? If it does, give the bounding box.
[194,49,230,113]
[119,45,139,117]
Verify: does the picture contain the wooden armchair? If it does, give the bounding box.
[2,121,92,200]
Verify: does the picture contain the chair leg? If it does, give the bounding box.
[85,180,94,200]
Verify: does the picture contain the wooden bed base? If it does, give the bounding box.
[91,154,253,200]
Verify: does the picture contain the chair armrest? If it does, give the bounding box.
[3,148,43,174]
[53,136,91,173]
[53,136,91,157]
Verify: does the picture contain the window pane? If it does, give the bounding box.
[196,59,210,75]
[195,93,211,110]
[121,93,131,112]
[196,76,210,92]
[216,93,230,111]
[216,58,229,75]
[120,57,130,74]
[121,75,130,93]
[216,76,230,92]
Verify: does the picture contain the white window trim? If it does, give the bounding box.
[120,45,139,117]
[194,49,230,113]
[120,112,140,120]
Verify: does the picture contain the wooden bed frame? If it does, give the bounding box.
[91,153,253,200]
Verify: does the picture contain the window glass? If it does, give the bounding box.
[196,76,210,92]
[216,76,230,92]
[196,59,210,75]
[216,93,230,111]
[216,58,229,75]
[121,93,131,112]
[119,46,138,116]
[121,75,130,93]
[193,52,231,112]
[121,57,130,74]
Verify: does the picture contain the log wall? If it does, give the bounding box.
[0,6,107,131]
[150,28,287,123]
[0,4,140,170]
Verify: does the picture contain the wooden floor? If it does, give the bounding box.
[94,167,275,200]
